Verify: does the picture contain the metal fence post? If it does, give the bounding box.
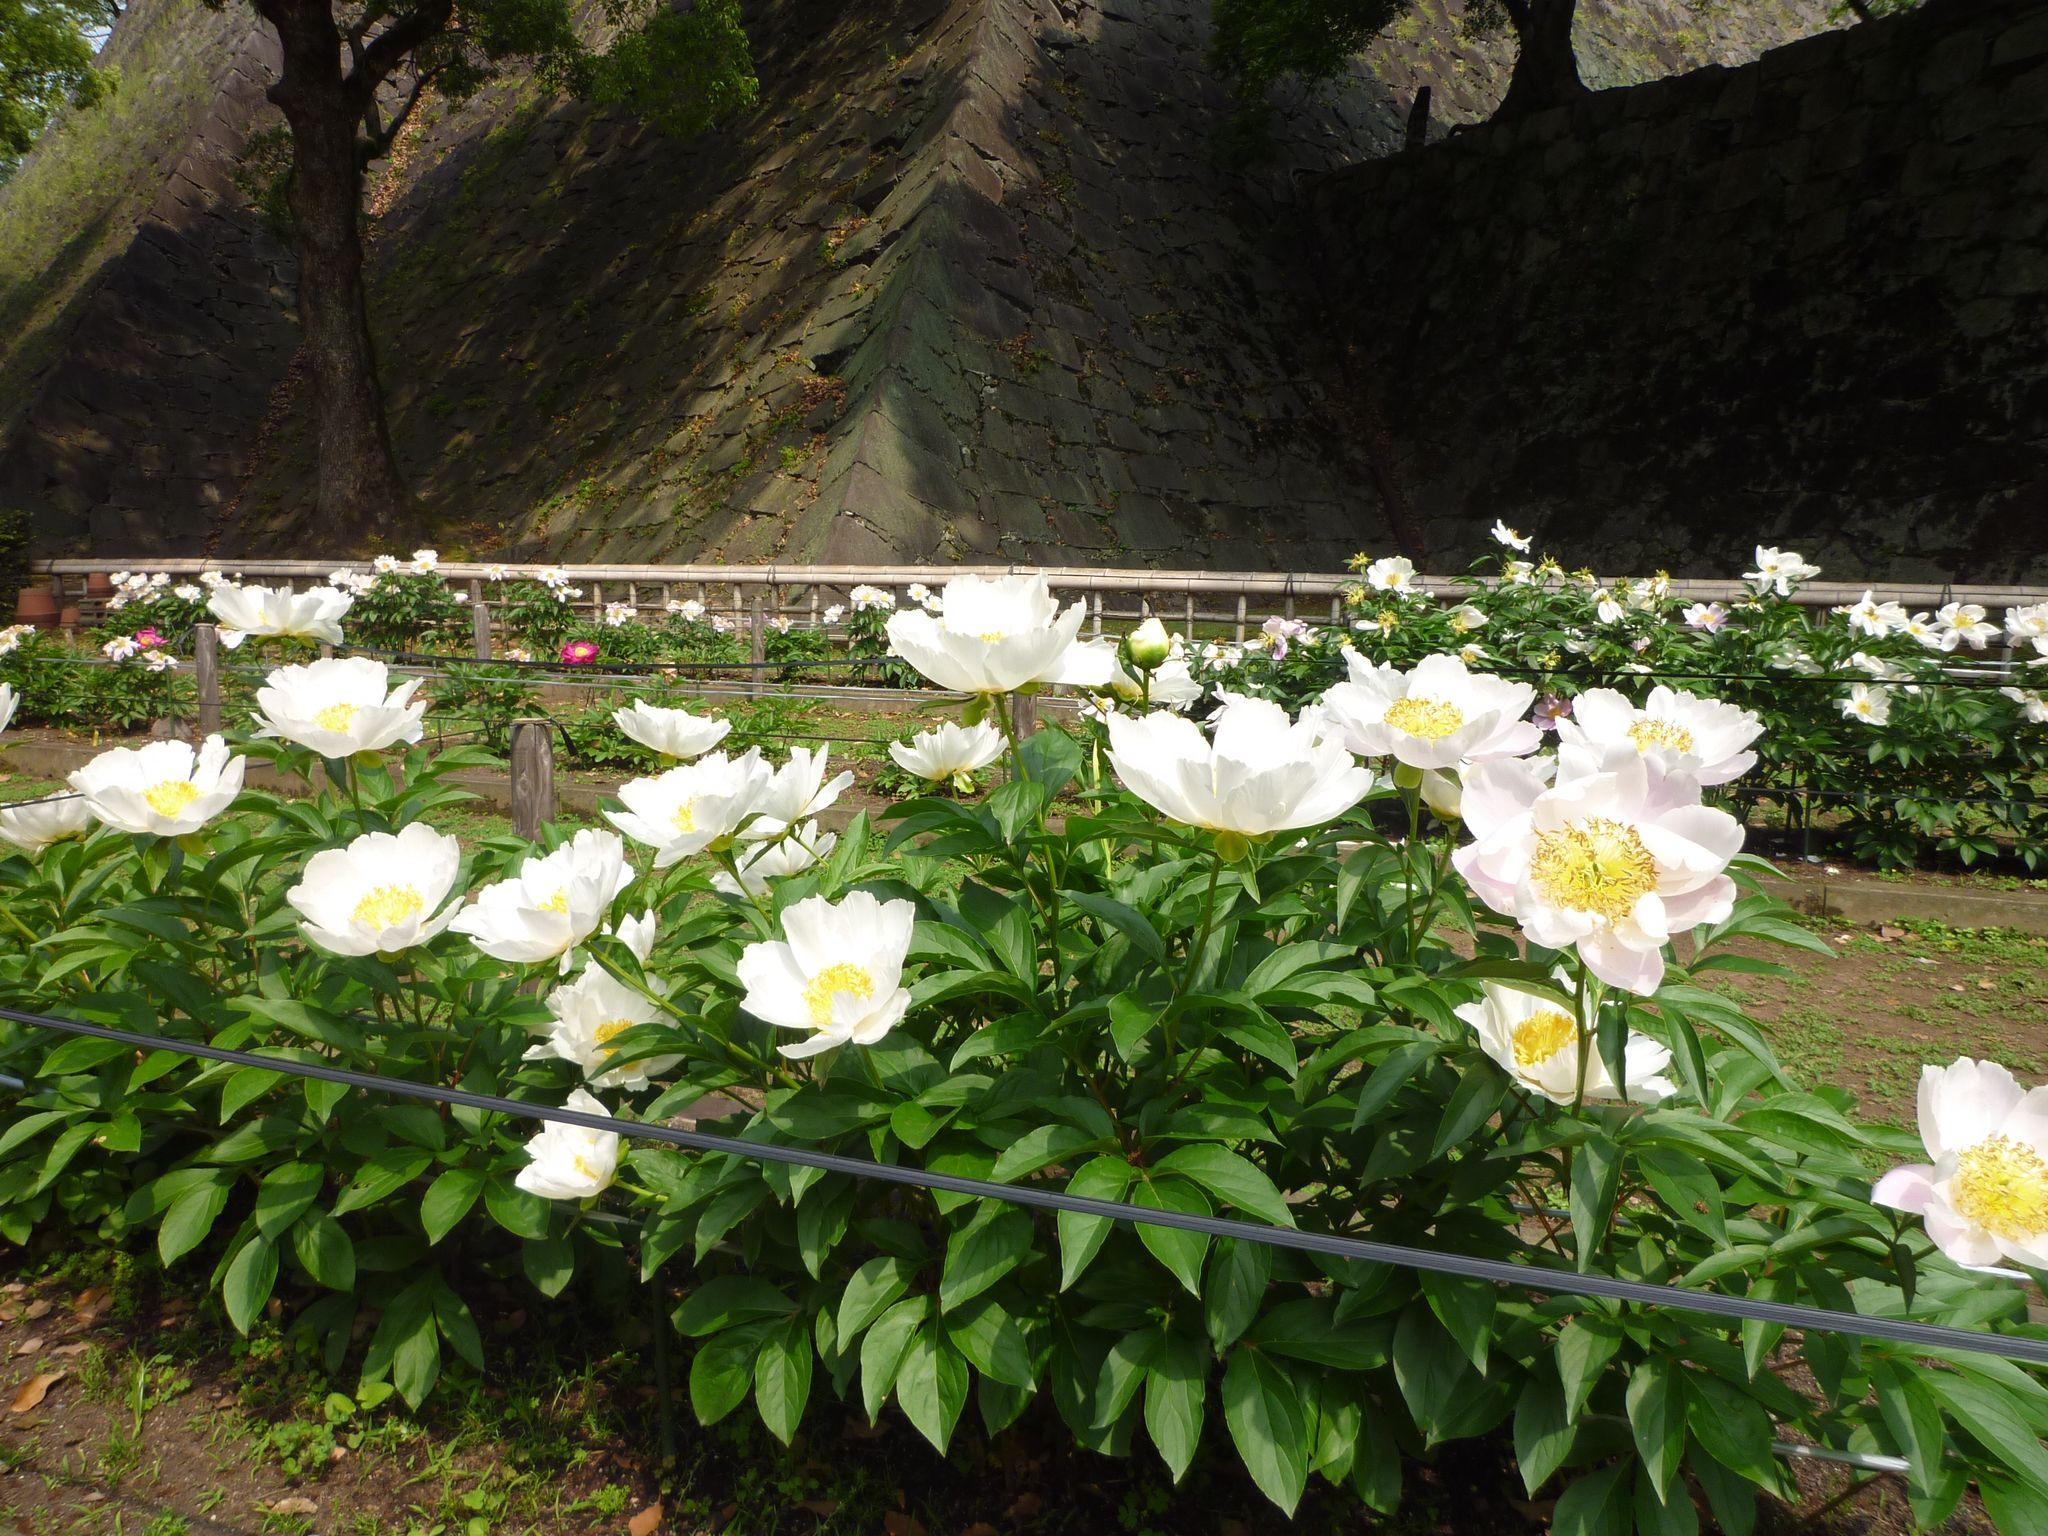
[193,623,221,737]
[509,720,555,840]
[472,600,492,661]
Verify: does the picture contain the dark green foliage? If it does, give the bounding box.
[0,0,116,177]
[0,505,29,616]
[1207,0,1411,97]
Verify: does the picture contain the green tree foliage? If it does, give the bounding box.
[0,0,117,177]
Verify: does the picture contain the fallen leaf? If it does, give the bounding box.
[882,1515,926,1536]
[628,1500,663,1536]
[960,1524,999,1536]
[15,1336,44,1356]
[22,1301,50,1322]
[48,1343,89,1358]
[267,1497,318,1517]
[798,1500,840,1517]
[1006,1493,1044,1519]
[10,1372,66,1413]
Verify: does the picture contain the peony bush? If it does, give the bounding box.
[2,574,2047,1531]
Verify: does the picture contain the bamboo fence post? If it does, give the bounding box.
[472,600,492,660]
[509,720,556,840]
[193,623,221,737]
[1235,594,1247,642]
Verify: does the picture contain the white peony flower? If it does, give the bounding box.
[103,635,139,662]
[2005,602,2048,657]
[747,747,853,842]
[602,602,638,627]
[252,657,425,757]
[2001,687,2048,725]
[1106,695,1373,839]
[172,583,202,602]
[849,585,896,612]
[528,918,679,1090]
[1744,547,1820,596]
[821,604,845,625]
[604,750,774,867]
[1453,750,1742,995]
[0,624,33,658]
[0,682,14,737]
[1502,560,1534,586]
[1874,1058,2048,1272]
[483,563,510,581]
[885,574,1085,694]
[1593,589,1627,626]
[69,735,246,837]
[1447,604,1489,633]
[409,549,441,574]
[515,1088,620,1199]
[1838,591,1907,638]
[889,721,1005,790]
[1837,682,1892,725]
[1491,521,1531,552]
[1901,613,1948,651]
[613,700,731,760]
[449,829,634,966]
[206,583,353,649]
[0,794,94,853]
[286,823,463,956]
[736,891,915,1059]
[1365,556,1421,598]
[1457,980,1676,1105]
[1555,686,1762,786]
[1319,651,1539,771]
[372,555,402,575]
[1935,601,1999,651]
[712,822,837,897]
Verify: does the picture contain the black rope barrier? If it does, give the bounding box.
[2,1007,2043,1366]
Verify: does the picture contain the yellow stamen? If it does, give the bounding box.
[801,962,874,1026]
[1529,817,1657,922]
[351,884,424,930]
[314,702,361,734]
[538,889,570,914]
[977,631,1006,644]
[1383,696,1465,740]
[593,1018,635,1059]
[1628,719,1696,755]
[571,1154,600,1181]
[1511,1010,1579,1069]
[144,780,201,819]
[671,799,698,833]
[1951,1135,2048,1241]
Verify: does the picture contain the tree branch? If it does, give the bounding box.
[349,0,455,98]
[359,68,430,164]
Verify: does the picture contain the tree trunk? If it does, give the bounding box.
[261,0,409,541]
[1497,0,1588,118]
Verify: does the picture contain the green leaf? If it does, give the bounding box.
[1419,1272,1494,1374]
[1058,1157,1132,1290]
[1514,1370,1575,1495]
[896,1326,969,1453]
[1222,1349,1309,1515]
[1626,1357,1685,1501]
[754,1316,813,1445]
[838,1256,915,1341]
[159,1180,231,1266]
[1245,1299,1385,1371]
[1638,1147,1725,1246]
[943,1294,1034,1388]
[1634,1465,1699,1536]
[420,1168,486,1246]
[521,1233,575,1297]
[1144,1334,1207,1483]
[1067,892,1166,963]
[222,1235,278,1335]
[252,1162,324,1240]
[1348,1039,1438,1130]
[1205,1238,1272,1350]
[1552,1463,1630,1536]
[1926,1372,2048,1495]
[674,1276,794,1337]
[1687,1374,1774,1486]
[1568,1135,1621,1272]
[290,1210,356,1292]
[991,1123,1103,1184]
[689,1325,765,1426]
[859,1297,927,1422]
[939,1206,1033,1311]
[1431,1062,1505,1158]
[1152,1145,1294,1229]
[1132,1176,1210,1297]
[332,1147,434,1217]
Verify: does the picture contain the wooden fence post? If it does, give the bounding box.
[472,600,492,661]
[509,719,555,841]
[749,598,766,697]
[193,623,221,737]
[1010,691,1038,741]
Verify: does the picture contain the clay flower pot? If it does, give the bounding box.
[13,586,58,629]
[58,604,81,630]
[84,572,114,599]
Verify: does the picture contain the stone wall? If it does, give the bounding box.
[1310,0,2048,579]
[0,10,297,552]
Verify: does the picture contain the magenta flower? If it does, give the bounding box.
[560,640,600,665]
[134,627,164,649]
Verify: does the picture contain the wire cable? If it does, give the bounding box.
[2,1007,2042,1366]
